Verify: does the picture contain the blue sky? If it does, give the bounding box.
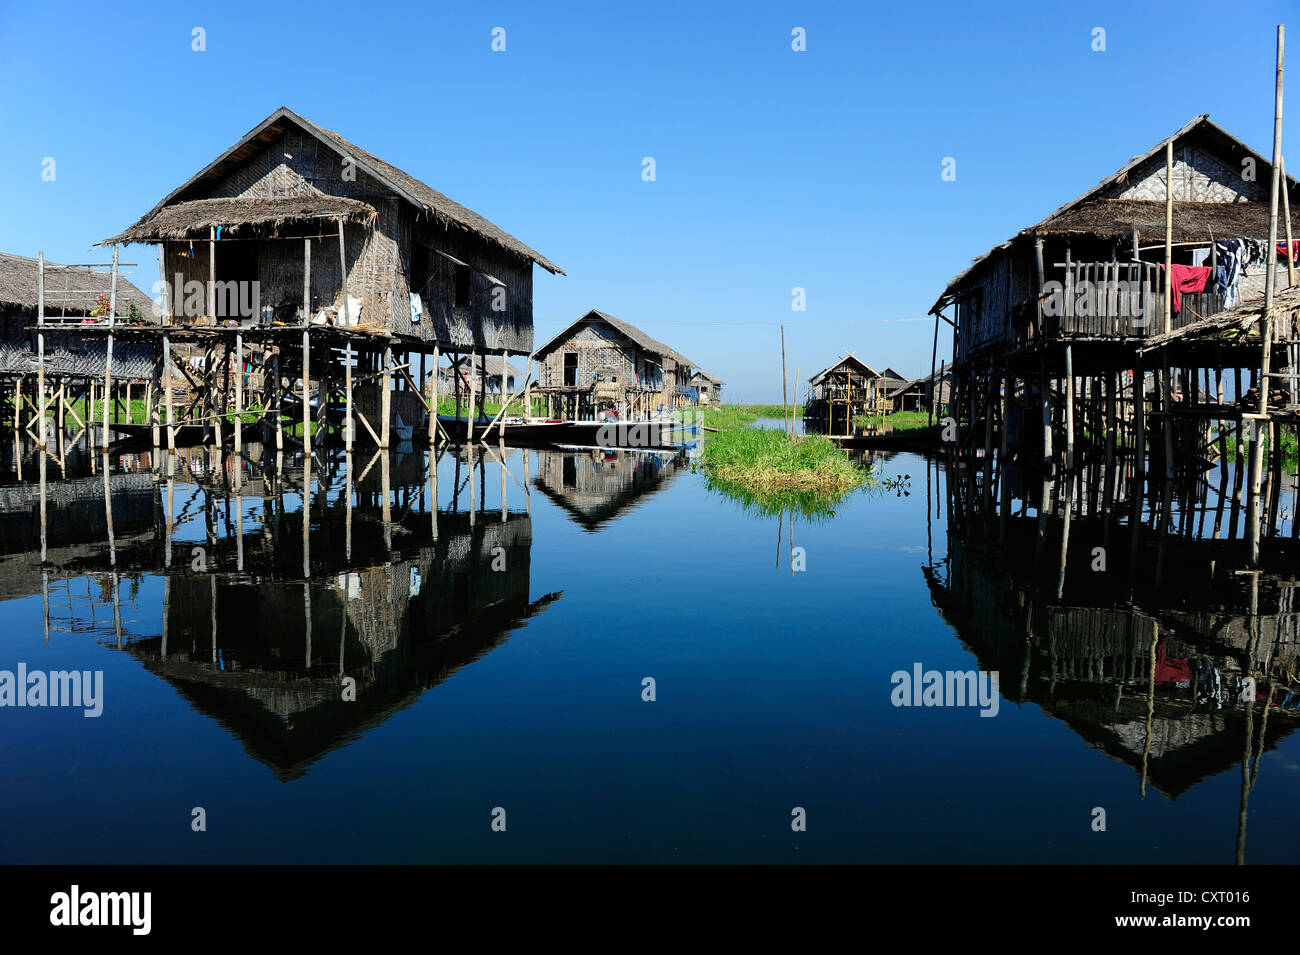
[0,0,1294,401]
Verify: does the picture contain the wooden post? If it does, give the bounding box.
[929,310,940,427]
[234,331,243,453]
[1040,350,1053,471]
[345,341,353,452]
[273,351,283,453]
[36,253,45,447]
[302,238,311,457]
[1283,155,1295,290]
[1135,356,1146,481]
[1162,357,1175,482]
[381,343,392,450]
[1250,23,1285,566]
[208,226,216,320]
[1064,344,1075,472]
[147,366,158,451]
[57,385,65,455]
[1034,238,1046,338]
[780,324,789,437]
[1164,140,1173,336]
[337,219,350,327]
[158,336,172,452]
[467,351,476,444]
[103,246,118,446]
[430,344,440,444]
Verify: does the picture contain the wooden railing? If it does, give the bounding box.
[1044,261,1225,338]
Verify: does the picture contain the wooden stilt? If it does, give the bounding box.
[467,351,476,444]
[234,331,243,453]
[1064,344,1075,471]
[36,254,46,447]
[1249,24,1286,566]
[302,238,312,457]
[381,343,392,450]
[102,246,118,446]
[430,344,439,445]
[345,341,353,451]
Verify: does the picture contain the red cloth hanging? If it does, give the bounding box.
[1276,240,1300,262]
[1161,264,1212,313]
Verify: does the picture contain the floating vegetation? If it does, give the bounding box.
[697,428,872,516]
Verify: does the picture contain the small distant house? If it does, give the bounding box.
[688,371,724,405]
[804,355,881,433]
[441,354,522,395]
[534,309,697,419]
[888,368,952,414]
[879,367,909,401]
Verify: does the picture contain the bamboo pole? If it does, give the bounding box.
[233,332,243,453]
[337,219,350,327]
[1064,344,1075,471]
[208,227,216,319]
[35,254,45,446]
[302,238,312,457]
[1283,155,1295,289]
[1164,141,1174,336]
[467,351,476,445]
[103,246,118,446]
[430,344,439,445]
[164,334,176,451]
[780,325,789,437]
[381,343,392,450]
[273,351,283,453]
[1250,23,1285,566]
[345,341,354,451]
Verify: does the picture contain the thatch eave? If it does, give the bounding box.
[97,195,378,246]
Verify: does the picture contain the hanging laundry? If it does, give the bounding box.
[1213,239,1259,307]
[1277,240,1300,262]
[409,291,423,325]
[1190,247,1211,267]
[1160,264,1212,313]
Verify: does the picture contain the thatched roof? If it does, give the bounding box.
[0,252,154,317]
[887,367,951,398]
[808,354,879,385]
[1035,199,1277,242]
[101,195,377,244]
[99,107,563,275]
[690,370,725,386]
[931,115,1297,313]
[0,327,155,379]
[535,309,697,370]
[449,354,523,379]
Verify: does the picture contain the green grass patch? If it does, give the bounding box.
[1214,426,1299,470]
[851,410,932,431]
[688,403,804,431]
[698,427,872,516]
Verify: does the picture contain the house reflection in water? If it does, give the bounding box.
[924,455,1300,860]
[2,441,560,781]
[532,447,689,531]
